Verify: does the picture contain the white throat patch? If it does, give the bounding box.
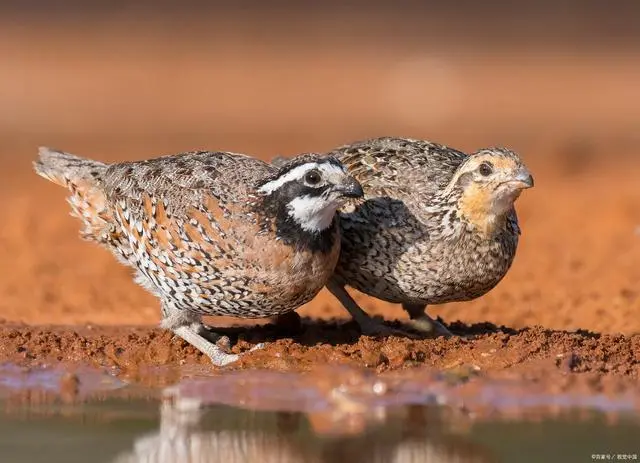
[286,194,343,233]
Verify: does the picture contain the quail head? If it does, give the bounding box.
[34,147,364,365]
[273,137,533,337]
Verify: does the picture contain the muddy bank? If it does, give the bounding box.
[0,322,637,387]
[3,146,640,337]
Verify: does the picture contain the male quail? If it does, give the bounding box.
[34,147,364,365]
[273,137,533,336]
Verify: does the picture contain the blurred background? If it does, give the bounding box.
[1,1,639,333]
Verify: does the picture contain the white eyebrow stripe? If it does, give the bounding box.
[258,162,345,195]
[258,163,320,195]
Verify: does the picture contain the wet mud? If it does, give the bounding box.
[1,26,640,412]
[1,15,640,463]
[0,321,637,393]
[2,151,640,400]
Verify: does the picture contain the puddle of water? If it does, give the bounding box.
[0,364,638,463]
[1,397,639,463]
[0,363,126,396]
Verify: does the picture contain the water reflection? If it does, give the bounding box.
[113,396,495,463]
[0,364,639,463]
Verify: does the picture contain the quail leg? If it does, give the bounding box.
[402,303,452,337]
[326,280,419,338]
[162,303,264,366]
[172,324,242,366]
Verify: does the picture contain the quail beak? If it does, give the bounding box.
[508,168,534,189]
[335,177,365,198]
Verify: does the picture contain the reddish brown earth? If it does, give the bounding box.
[1,147,639,396]
[0,19,639,401]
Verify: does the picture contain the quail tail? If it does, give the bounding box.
[33,146,107,187]
[33,147,111,241]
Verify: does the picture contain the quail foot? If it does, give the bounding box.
[34,148,363,365]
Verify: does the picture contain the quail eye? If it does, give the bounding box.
[478,162,493,177]
[304,170,322,185]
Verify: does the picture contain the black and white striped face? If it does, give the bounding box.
[258,157,363,233]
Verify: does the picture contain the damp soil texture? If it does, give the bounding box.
[2,149,639,389]
[2,143,640,461]
[1,16,640,461]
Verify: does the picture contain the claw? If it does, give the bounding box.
[406,316,453,338]
[358,319,422,339]
[249,342,265,352]
[173,325,265,367]
[209,341,265,366]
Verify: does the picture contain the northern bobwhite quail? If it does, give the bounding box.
[34,147,364,365]
[273,137,533,336]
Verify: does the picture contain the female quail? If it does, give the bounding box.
[274,137,533,336]
[34,147,364,365]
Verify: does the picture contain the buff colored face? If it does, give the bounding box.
[454,149,534,234]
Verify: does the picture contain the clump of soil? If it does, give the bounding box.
[0,322,637,390]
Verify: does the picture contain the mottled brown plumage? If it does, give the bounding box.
[274,137,533,336]
[34,147,363,365]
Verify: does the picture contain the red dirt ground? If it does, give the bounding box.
[1,142,639,392]
[0,21,639,397]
